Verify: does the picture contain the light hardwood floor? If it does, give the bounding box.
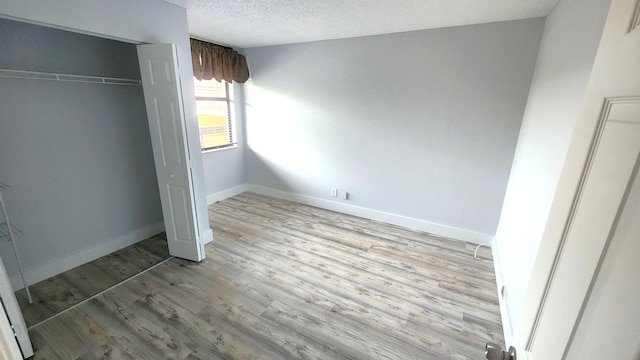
[28,192,503,359]
[15,233,169,327]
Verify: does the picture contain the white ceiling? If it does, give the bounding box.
[165,0,559,49]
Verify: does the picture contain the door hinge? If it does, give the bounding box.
[485,342,516,360]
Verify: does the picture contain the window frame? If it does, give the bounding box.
[194,78,237,152]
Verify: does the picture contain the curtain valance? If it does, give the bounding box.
[190,38,250,83]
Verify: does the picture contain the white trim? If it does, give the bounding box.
[0,249,32,357]
[206,184,249,205]
[247,184,494,245]
[493,240,513,347]
[521,350,535,360]
[9,222,165,290]
[201,144,238,154]
[200,228,213,245]
[0,303,22,360]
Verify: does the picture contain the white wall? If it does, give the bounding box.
[0,0,211,283]
[243,19,543,240]
[493,0,611,344]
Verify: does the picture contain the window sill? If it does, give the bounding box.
[201,144,238,154]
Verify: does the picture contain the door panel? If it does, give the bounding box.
[154,100,184,166]
[168,184,193,243]
[528,101,640,359]
[0,254,32,358]
[137,44,204,262]
[521,0,640,357]
[566,151,640,359]
[0,295,23,359]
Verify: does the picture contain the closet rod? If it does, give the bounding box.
[0,68,141,86]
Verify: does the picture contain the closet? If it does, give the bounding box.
[0,17,166,325]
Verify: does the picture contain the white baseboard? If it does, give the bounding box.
[206,184,249,205]
[201,228,213,245]
[492,239,513,347]
[246,184,494,245]
[10,222,165,290]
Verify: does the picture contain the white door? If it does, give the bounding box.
[0,293,23,360]
[566,140,640,359]
[0,255,32,358]
[137,44,204,262]
[517,0,640,358]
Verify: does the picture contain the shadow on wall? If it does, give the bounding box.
[244,149,297,193]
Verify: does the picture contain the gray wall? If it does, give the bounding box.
[201,83,247,197]
[0,18,140,78]
[243,19,544,236]
[493,0,611,344]
[0,18,162,280]
[202,145,246,195]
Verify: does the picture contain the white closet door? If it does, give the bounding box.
[137,44,204,262]
[0,255,32,358]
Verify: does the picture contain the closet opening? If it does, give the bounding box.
[0,17,170,326]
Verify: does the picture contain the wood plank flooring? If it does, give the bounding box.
[28,192,503,359]
[16,233,169,327]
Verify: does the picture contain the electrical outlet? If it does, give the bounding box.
[331,188,338,197]
[340,191,349,200]
[501,286,507,299]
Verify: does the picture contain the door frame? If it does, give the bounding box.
[0,252,32,357]
[0,297,22,359]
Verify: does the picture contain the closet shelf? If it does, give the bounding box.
[0,68,141,86]
[0,222,22,242]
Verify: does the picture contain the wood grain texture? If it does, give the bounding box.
[16,233,169,327]
[29,192,503,359]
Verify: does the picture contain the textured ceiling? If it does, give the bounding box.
[165,0,559,49]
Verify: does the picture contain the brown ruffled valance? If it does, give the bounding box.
[190,38,250,83]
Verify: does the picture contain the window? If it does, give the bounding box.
[194,78,237,151]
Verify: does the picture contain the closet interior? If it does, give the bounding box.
[0,17,170,326]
